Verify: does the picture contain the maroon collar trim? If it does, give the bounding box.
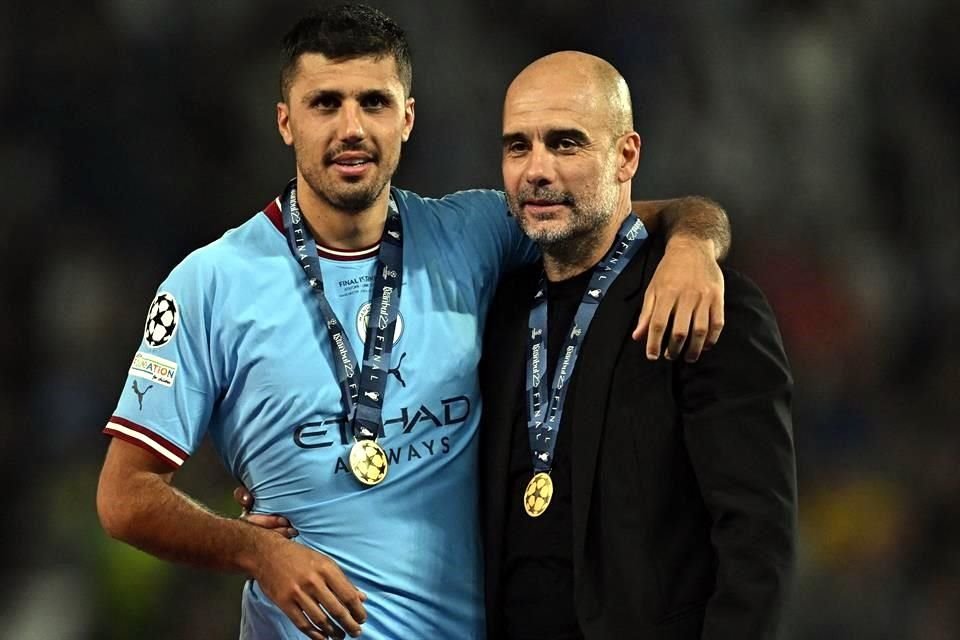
[262,197,381,261]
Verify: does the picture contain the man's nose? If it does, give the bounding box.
[524,143,554,186]
[338,103,365,141]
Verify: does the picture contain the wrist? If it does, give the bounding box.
[234,519,279,576]
[666,233,720,260]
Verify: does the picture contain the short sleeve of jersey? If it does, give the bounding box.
[430,189,539,278]
[104,252,220,469]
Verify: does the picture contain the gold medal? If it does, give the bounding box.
[523,472,554,517]
[349,440,389,486]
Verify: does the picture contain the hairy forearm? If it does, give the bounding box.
[98,468,269,575]
[632,197,731,260]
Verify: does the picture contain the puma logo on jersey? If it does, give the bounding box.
[131,380,153,411]
[387,352,407,387]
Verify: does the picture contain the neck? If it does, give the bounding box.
[543,204,632,283]
[295,174,391,250]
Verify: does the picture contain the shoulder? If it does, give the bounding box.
[720,267,779,328]
[684,266,791,387]
[163,213,281,293]
[394,187,505,213]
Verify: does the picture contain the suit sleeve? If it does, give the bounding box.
[678,269,797,639]
[104,252,221,469]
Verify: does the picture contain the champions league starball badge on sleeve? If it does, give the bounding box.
[349,440,389,486]
[524,472,554,517]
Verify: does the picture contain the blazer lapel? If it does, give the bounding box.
[570,239,658,570]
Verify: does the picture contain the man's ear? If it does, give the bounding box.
[401,97,415,142]
[277,102,294,146]
[617,132,641,183]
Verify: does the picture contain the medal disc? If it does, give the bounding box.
[349,440,389,486]
[523,472,554,517]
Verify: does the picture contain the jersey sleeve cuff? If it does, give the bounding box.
[104,416,190,469]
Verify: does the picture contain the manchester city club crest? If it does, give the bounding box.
[356,302,404,343]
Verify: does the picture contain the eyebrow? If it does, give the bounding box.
[501,132,528,147]
[501,128,591,147]
[544,128,590,144]
[302,88,394,105]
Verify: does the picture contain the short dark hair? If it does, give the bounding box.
[280,4,413,100]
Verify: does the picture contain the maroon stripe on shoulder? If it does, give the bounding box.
[263,198,283,234]
[108,415,190,460]
[104,428,181,469]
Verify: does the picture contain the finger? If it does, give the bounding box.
[645,296,675,360]
[277,601,328,640]
[684,300,711,362]
[321,563,367,627]
[632,289,657,341]
[358,591,367,602]
[296,594,343,639]
[665,294,697,361]
[705,293,725,350]
[313,583,362,638]
[233,486,253,509]
[243,513,293,529]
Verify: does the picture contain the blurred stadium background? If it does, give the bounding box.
[1,0,958,637]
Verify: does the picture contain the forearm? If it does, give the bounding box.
[632,197,731,260]
[98,459,269,575]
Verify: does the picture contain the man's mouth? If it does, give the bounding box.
[331,152,374,164]
[522,198,568,215]
[330,152,375,176]
[525,199,561,206]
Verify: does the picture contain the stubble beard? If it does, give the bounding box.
[508,183,619,268]
[297,145,398,214]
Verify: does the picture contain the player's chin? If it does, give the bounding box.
[522,218,566,238]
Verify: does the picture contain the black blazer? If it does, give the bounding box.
[480,236,797,639]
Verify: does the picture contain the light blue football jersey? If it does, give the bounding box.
[105,187,537,639]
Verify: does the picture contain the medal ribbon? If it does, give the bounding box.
[280,179,403,441]
[525,214,647,472]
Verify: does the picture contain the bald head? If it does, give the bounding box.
[506,51,633,139]
[501,51,643,276]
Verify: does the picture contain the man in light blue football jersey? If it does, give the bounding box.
[96,5,730,639]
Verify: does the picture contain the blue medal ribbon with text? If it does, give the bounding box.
[280,179,403,442]
[526,213,647,472]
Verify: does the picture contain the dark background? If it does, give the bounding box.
[1,0,958,637]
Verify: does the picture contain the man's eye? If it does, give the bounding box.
[557,138,579,150]
[313,97,339,109]
[507,142,528,154]
[362,96,386,109]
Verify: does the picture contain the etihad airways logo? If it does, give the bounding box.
[292,395,471,475]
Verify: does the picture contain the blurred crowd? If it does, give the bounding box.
[1,0,957,638]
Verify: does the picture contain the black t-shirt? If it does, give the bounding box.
[500,269,592,640]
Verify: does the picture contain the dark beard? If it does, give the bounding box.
[318,181,388,214]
